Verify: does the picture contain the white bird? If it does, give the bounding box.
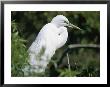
[24,15,81,74]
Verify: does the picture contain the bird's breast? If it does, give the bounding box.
[36,23,68,50]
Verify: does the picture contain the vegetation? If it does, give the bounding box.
[11,11,100,77]
[11,20,29,76]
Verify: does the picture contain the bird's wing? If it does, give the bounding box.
[27,23,57,73]
[28,32,45,56]
[28,32,46,69]
[28,23,55,58]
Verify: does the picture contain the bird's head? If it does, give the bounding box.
[51,15,82,30]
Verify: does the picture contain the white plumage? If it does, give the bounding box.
[24,15,81,74]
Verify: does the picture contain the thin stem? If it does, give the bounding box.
[66,53,71,76]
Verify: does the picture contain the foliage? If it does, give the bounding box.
[58,69,80,77]
[11,11,100,77]
[11,20,29,76]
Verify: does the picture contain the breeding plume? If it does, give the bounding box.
[25,15,81,74]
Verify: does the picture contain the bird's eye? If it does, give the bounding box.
[64,21,69,25]
[64,21,67,23]
[58,33,60,35]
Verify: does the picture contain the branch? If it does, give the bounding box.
[68,44,100,49]
[57,44,100,66]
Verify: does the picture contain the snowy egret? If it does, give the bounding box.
[24,15,81,74]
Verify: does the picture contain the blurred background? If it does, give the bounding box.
[11,11,100,77]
